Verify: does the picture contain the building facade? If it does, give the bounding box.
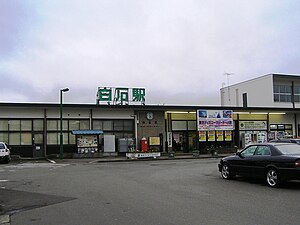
[220,74,300,108]
[1,102,300,158]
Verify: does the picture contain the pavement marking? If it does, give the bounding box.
[0,215,10,224]
[0,180,8,182]
[6,163,69,169]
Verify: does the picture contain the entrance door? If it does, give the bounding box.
[33,133,44,158]
[173,132,188,152]
[188,132,197,151]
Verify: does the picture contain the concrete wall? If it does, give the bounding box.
[221,75,274,107]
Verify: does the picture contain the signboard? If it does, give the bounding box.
[239,121,267,130]
[197,109,233,131]
[167,132,173,147]
[97,87,146,105]
[149,137,160,146]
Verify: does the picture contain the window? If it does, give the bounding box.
[80,120,89,130]
[21,133,32,145]
[33,120,44,131]
[9,133,20,145]
[124,120,134,130]
[0,120,8,131]
[255,146,271,156]
[114,120,124,131]
[21,120,32,131]
[241,146,257,157]
[273,85,292,102]
[9,120,20,131]
[47,133,58,144]
[93,120,103,130]
[103,120,113,131]
[188,121,197,130]
[0,133,8,143]
[172,121,187,131]
[47,120,58,131]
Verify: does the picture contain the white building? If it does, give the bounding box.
[220,73,300,108]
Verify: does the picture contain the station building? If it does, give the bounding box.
[1,75,300,158]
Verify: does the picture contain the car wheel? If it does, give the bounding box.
[221,163,233,180]
[266,168,280,187]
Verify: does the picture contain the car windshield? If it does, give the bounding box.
[276,144,300,155]
[0,143,4,149]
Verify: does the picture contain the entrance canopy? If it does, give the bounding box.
[71,130,103,135]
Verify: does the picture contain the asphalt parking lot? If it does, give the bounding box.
[1,158,300,225]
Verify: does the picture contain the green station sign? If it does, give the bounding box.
[97,87,146,105]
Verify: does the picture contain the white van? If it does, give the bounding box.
[0,142,11,163]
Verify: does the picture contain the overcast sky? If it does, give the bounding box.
[1,0,300,106]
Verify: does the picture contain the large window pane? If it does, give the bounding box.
[273,85,279,93]
[9,133,20,145]
[34,134,43,145]
[114,120,124,131]
[21,120,32,131]
[172,121,187,131]
[62,132,69,144]
[9,120,20,131]
[21,133,32,145]
[274,94,279,102]
[58,120,68,130]
[124,120,134,130]
[0,120,8,131]
[188,121,197,130]
[93,120,103,130]
[47,120,58,131]
[69,133,76,144]
[80,120,89,130]
[69,120,80,130]
[0,133,8,143]
[295,86,300,94]
[47,133,58,144]
[33,120,44,131]
[103,120,113,131]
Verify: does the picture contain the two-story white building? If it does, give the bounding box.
[220,73,300,108]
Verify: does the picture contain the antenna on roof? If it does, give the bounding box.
[224,72,234,102]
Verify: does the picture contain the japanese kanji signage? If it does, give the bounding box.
[97,87,146,105]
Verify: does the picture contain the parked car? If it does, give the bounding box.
[0,142,11,164]
[218,143,300,187]
[269,138,300,145]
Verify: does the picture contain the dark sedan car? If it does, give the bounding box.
[218,143,300,187]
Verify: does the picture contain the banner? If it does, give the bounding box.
[197,110,233,131]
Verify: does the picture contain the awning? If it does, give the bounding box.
[71,130,103,135]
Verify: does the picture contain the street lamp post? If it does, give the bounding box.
[60,87,69,160]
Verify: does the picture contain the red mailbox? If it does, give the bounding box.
[140,138,148,152]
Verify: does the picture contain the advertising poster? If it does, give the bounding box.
[208,131,215,141]
[197,109,233,131]
[199,131,206,142]
[216,131,224,142]
[225,131,232,141]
